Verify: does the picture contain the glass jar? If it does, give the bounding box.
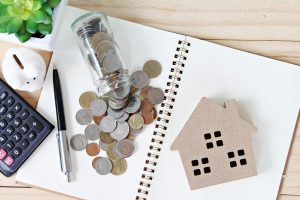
[71,12,130,96]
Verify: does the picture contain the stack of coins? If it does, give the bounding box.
[70,59,164,176]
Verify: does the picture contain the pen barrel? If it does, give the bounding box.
[53,69,66,130]
[57,130,72,173]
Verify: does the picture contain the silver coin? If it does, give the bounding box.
[110,122,129,141]
[100,116,117,133]
[84,124,101,141]
[76,109,93,125]
[90,99,107,116]
[124,96,141,113]
[147,87,164,105]
[108,96,129,110]
[70,134,88,151]
[111,86,130,100]
[95,157,112,175]
[130,71,150,89]
[103,53,122,73]
[116,112,129,122]
[107,106,124,119]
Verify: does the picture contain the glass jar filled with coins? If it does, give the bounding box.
[71,12,130,95]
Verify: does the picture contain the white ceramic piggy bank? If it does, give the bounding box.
[2,48,46,92]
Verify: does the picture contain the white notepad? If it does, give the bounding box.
[16,6,300,200]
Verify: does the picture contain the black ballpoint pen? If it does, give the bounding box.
[53,64,72,182]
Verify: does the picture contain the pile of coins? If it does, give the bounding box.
[70,59,164,176]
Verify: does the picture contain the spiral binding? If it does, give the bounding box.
[136,37,190,200]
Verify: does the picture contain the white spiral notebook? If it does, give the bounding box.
[16,6,300,200]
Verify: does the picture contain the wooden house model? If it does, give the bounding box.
[171,97,257,190]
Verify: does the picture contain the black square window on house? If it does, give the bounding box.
[201,157,209,164]
[214,131,221,137]
[204,133,211,140]
[228,151,235,158]
[216,140,223,146]
[191,160,199,166]
[204,167,211,173]
[194,169,201,176]
[230,161,237,168]
[206,142,213,149]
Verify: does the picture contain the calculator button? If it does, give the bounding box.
[0,91,8,101]
[12,147,22,158]
[0,134,7,145]
[0,105,7,115]
[12,103,22,113]
[4,140,14,151]
[0,119,8,130]
[12,132,22,143]
[19,139,29,150]
[26,131,36,141]
[28,116,44,132]
[12,118,21,128]
[0,149,7,160]
[3,126,14,136]
[4,96,15,107]
[4,156,14,166]
[5,111,15,122]
[19,124,29,135]
[19,109,29,120]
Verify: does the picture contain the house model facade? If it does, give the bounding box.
[171,97,257,190]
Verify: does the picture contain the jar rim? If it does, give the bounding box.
[71,11,108,30]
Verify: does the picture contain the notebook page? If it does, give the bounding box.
[16,6,184,200]
[149,36,300,199]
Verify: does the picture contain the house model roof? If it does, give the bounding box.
[171,97,257,151]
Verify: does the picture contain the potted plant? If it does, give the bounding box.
[0,0,67,51]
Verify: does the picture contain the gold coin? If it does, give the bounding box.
[92,156,101,169]
[100,132,114,144]
[79,91,98,109]
[106,142,120,161]
[143,60,162,78]
[130,86,139,96]
[91,32,111,48]
[86,143,100,156]
[126,133,136,141]
[100,95,110,104]
[111,158,127,175]
[128,114,144,130]
[142,108,157,125]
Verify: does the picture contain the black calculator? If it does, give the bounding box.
[0,79,54,177]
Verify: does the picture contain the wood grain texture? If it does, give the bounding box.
[1,0,300,199]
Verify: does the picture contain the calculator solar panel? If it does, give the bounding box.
[0,79,54,177]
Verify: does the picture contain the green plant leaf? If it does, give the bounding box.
[43,13,52,24]
[7,17,23,33]
[15,29,31,42]
[0,0,13,5]
[41,0,47,4]
[0,16,11,23]
[21,9,31,20]
[30,10,46,23]
[7,6,24,17]
[41,3,52,16]
[25,18,37,33]
[32,0,42,11]
[48,0,60,8]
[0,7,8,17]
[0,20,9,32]
[38,22,51,34]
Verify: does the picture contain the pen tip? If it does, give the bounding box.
[53,64,57,70]
[66,173,71,182]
